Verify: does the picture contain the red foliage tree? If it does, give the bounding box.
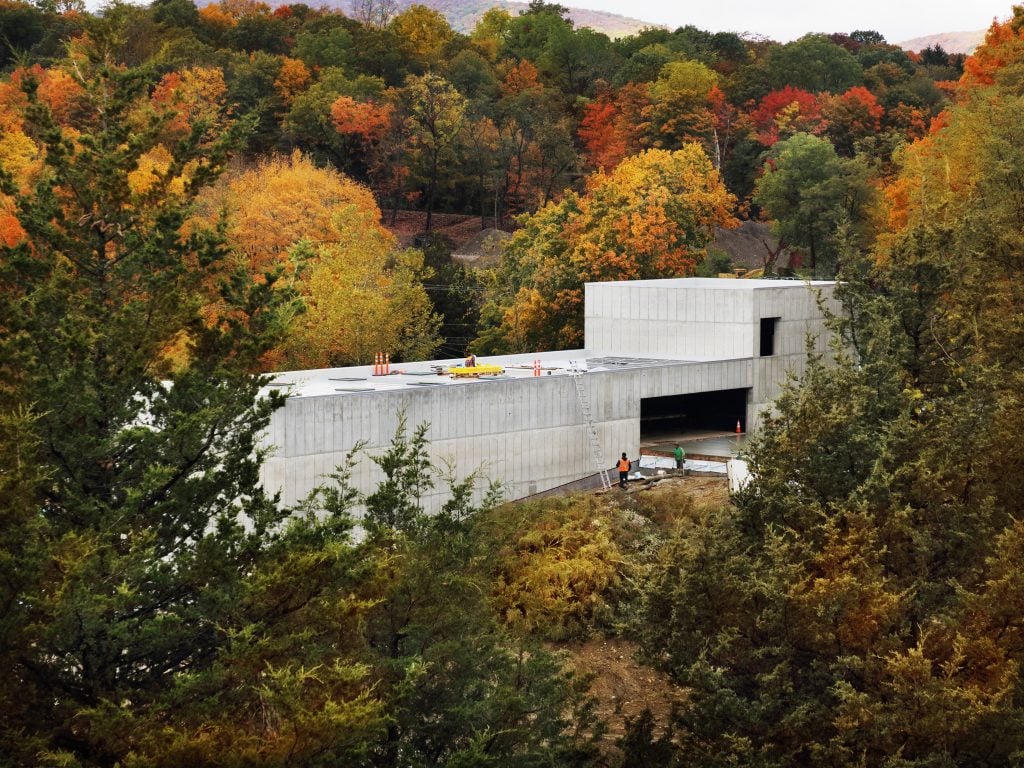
[577,83,649,171]
[748,86,824,146]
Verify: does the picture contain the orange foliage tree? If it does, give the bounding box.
[273,56,311,106]
[821,86,884,156]
[330,94,393,141]
[958,6,1024,91]
[476,146,737,351]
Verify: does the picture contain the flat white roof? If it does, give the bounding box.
[262,349,706,400]
[265,278,833,400]
[586,277,835,290]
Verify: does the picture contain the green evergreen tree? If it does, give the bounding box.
[0,59,329,764]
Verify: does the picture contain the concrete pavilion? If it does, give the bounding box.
[259,278,838,510]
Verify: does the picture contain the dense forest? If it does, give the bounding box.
[2,0,1024,765]
[0,0,975,362]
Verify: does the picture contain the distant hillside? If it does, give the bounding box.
[219,0,660,37]
[416,0,659,37]
[897,29,986,55]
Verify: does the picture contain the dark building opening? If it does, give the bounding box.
[760,317,779,356]
[640,388,750,438]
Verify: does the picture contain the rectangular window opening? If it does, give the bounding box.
[760,317,779,357]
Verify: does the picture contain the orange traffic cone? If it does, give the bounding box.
[385,353,390,375]
[735,419,742,434]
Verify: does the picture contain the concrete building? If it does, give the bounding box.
[260,278,838,510]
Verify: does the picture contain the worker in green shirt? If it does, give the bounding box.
[674,443,685,471]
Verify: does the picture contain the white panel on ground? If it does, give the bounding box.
[727,459,751,492]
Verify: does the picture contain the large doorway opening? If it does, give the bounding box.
[640,388,749,439]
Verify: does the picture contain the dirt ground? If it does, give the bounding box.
[562,636,686,744]
[628,473,731,506]
[561,474,730,756]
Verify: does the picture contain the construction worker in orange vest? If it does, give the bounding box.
[617,452,631,488]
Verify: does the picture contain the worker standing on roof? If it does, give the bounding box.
[617,452,631,489]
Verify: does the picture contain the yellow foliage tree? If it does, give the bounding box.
[475,494,632,641]
[0,129,41,193]
[389,4,453,66]
[196,151,440,369]
[199,150,377,274]
[287,210,441,368]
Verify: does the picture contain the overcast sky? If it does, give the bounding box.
[576,0,1015,42]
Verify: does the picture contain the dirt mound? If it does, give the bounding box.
[452,228,511,268]
[383,210,500,250]
[711,220,795,271]
[561,637,685,750]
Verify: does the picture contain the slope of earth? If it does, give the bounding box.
[383,210,497,249]
[562,636,686,749]
[563,473,730,758]
[711,219,793,272]
[897,29,985,54]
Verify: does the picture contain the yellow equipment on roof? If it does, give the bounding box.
[448,364,504,378]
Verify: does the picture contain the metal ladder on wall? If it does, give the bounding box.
[570,364,613,490]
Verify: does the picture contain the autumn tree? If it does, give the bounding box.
[492,59,579,220]
[0,60,359,765]
[388,3,453,70]
[286,218,440,368]
[272,55,311,106]
[821,85,884,156]
[578,82,649,171]
[636,18,1024,765]
[748,85,825,146]
[645,59,718,150]
[150,65,228,143]
[469,7,512,61]
[398,72,466,231]
[475,146,736,351]
[195,151,440,368]
[283,67,386,169]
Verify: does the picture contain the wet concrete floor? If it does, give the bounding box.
[641,429,748,460]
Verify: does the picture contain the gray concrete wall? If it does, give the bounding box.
[261,358,756,512]
[585,279,755,360]
[584,279,837,431]
[260,278,838,512]
[748,284,839,431]
[263,371,637,510]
